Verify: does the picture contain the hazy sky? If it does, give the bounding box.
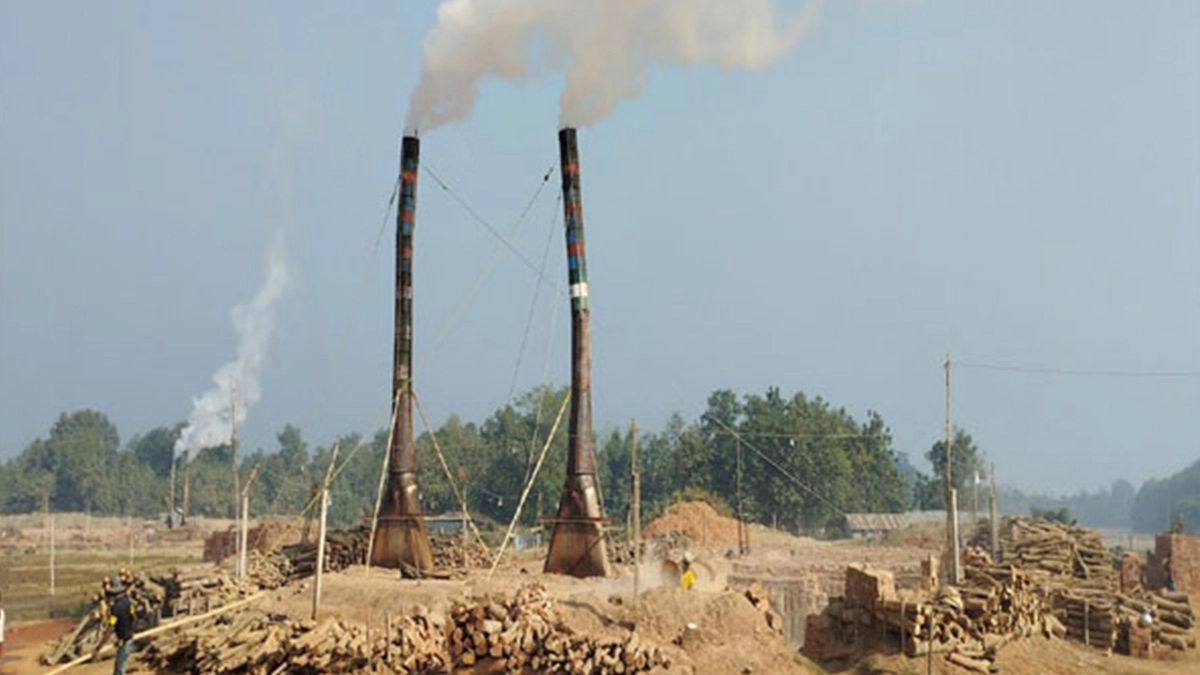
[1,2,1197,495]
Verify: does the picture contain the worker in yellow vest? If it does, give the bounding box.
[680,552,696,591]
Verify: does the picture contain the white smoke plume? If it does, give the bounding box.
[406,0,822,133]
[173,88,313,461]
[173,232,290,461]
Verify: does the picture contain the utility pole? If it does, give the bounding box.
[238,464,261,582]
[972,470,980,533]
[944,352,955,581]
[630,421,641,608]
[48,508,56,597]
[313,442,340,620]
[232,381,240,521]
[168,455,177,529]
[989,462,999,561]
[182,462,190,526]
[736,435,746,556]
[950,488,961,584]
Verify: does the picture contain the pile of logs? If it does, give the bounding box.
[153,567,248,618]
[429,534,491,569]
[143,608,448,674]
[281,529,369,578]
[996,517,1114,584]
[446,583,668,674]
[141,583,668,675]
[247,549,293,589]
[1063,587,1198,653]
[43,568,166,665]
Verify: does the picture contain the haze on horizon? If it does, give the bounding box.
[0,1,1197,496]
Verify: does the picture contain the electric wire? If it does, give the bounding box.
[956,362,1200,379]
[704,415,848,518]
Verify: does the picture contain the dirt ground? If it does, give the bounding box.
[4,517,1200,674]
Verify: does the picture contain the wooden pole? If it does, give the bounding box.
[128,515,134,566]
[238,464,260,582]
[49,510,56,597]
[736,435,746,555]
[630,420,640,608]
[182,462,190,525]
[989,462,999,561]
[168,455,177,528]
[313,487,329,620]
[239,493,249,580]
[972,470,979,533]
[232,380,240,522]
[312,442,339,619]
[950,488,961,585]
[944,352,954,580]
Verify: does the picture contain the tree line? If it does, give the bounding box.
[1,385,1192,535]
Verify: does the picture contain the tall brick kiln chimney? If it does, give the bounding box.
[371,135,433,572]
[544,127,611,578]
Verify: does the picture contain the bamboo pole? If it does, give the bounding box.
[313,442,340,620]
[487,394,570,580]
[49,510,56,597]
[313,488,329,620]
[630,420,641,609]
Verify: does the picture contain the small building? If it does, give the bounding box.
[843,513,911,539]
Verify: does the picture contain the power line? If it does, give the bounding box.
[704,415,847,518]
[957,362,1200,379]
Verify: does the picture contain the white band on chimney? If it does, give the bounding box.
[570,282,589,299]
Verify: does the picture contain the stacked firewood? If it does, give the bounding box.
[143,608,448,675]
[447,583,668,674]
[42,568,166,665]
[429,534,491,569]
[997,517,1114,584]
[153,567,247,618]
[246,548,293,589]
[281,529,369,577]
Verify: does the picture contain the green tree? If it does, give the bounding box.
[922,428,985,510]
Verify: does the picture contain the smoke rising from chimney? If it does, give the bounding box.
[173,88,312,461]
[173,232,290,461]
[406,0,822,133]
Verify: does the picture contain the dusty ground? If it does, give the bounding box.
[4,516,1199,674]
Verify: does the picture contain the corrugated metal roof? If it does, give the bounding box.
[845,513,911,531]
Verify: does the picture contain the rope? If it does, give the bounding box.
[410,389,489,557]
[487,392,571,580]
[414,163,557,374]
[508,193,562,402]
[364,388,402,570]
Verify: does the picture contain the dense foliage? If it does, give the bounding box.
[0,386,995,535]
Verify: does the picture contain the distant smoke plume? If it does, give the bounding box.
[174,88,312,461]
[406,0,821,133]
[174,233,290,460]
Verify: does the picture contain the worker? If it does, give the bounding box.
[680,552,696,591]
[91,575,136,675]
[1163,555,1175,592]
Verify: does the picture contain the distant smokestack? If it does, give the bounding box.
[544,127,610,578]
[371,135,433,572]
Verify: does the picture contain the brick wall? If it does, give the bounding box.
[1151,534,1200,601]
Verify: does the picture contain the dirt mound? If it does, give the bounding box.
[643,501,743,549]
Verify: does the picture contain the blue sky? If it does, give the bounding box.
[1,2,1197,494]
